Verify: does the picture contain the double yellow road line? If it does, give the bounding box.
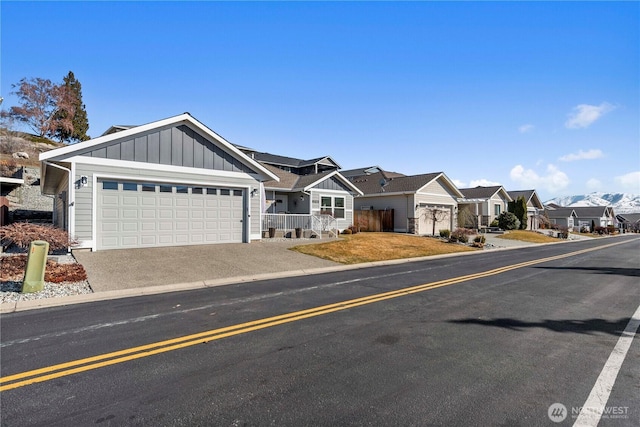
[0,240,631,392]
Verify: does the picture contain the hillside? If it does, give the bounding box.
[544,192,640,214]
[1,129,64,176]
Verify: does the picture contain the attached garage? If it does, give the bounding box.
[40,113,279,251]
[96,180,245,250]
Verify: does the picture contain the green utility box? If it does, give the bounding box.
[22,240,49,293]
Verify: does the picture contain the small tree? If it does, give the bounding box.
[6,77,75,140]
[508,196,528,230]
[497,211,520,230]
[421,206,450,235]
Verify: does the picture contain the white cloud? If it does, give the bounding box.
[558,149,604,162]
[565,102,615,129]
[510,164,570,194]
[586,178,602,191]
[614,171,640,193]
[518,124,534,133]
[452,179,466,188]
[470,178,501,187]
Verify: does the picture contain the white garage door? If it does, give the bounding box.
[97,180,245,250]
[419,206,452,236]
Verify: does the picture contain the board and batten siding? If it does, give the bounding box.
[72,162,260,246]
[67,124,255,175]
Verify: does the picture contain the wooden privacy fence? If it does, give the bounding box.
[354,209,394,232]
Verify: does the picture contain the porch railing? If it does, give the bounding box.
[261,213,338,238]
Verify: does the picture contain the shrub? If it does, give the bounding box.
[348,225,359,234]
[450,227,473,243]
[606,225,617,234]
[0,223,77,253]
[593,226,606,235]
[497,212,520,230]
[490,219,499,228]
[342,228,353,235]
[474,235,486,244]
[439,229,451,239]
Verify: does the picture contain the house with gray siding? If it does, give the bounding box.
[39,113,279,251]
[240,151,363,234]
[544,207,578,230]
[344,168,463,235]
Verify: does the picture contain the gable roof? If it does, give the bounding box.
[348,171,463,197]
[569,206,615,217]
[261,163,362,195]
[545,207,578,218]
[617,213,640,223]
[459,185,512,202]
[40,113,279,183]
[508,190,544,209]
[252,152,341,170]
[340,166,406,179]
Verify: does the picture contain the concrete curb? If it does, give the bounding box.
[1,236,599,314]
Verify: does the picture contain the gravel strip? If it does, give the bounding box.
[1,280,93,304]
[1,253,94,304]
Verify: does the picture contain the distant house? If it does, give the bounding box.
[616,213,640,232]
[544,207,578,230]
[507,189,544,230]
[570,206,616,231]
[240,151,363,235]
[458,186,512,229]
[344,168,463,235]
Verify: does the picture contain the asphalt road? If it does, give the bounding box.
[1,236,639,426]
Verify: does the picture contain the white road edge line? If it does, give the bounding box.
[573,303,640,427]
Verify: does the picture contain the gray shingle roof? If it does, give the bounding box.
[569,206,614,217]
[459,186,504,199]
[349,171,442,195]
[545,207,577,218]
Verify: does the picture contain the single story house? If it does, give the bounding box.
[240,151,363,234]
[39,113,279,251]
[570,206,616,231]
[616,213,640,232]
[507,189,544,230]
[344,168,464,235]
[457,186,512,229]
[544,207,578,230]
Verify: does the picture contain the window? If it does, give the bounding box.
[192,187,203,195]
[176,186,188,194]
[206,188,217,195]
[141,183,156,192]
[123,182,137,191]
[159,185,172,193]
[494,204,501,216]
[233,190,243,196]
[320,196,345,218]
[220,189,231,196]
[102,181,118,190]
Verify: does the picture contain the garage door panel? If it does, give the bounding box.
[97,180,244,250]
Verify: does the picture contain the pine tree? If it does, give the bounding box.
[54,71,90,143]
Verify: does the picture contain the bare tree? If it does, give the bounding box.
[6,77,75,140]
[420,206,450,235]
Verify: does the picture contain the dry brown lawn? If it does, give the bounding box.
[495,230,559,243]
[290,232,476,264]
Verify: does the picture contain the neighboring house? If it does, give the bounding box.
[345,168,463,235]
[240,151,363,234]
[507,189,544,230]
[544,207,578,230]
[458,186,512,229]
[616,213,640,232]
[39,113,279,251]
[570,206,616,231]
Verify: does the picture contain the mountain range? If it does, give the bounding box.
[544,192,640,214]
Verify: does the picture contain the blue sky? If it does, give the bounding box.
[2,1,638,201]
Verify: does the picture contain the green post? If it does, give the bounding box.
[22,240,49,293]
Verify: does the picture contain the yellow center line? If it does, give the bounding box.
[0,239,631,392]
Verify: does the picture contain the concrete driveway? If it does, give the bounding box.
[73,239,340,292]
